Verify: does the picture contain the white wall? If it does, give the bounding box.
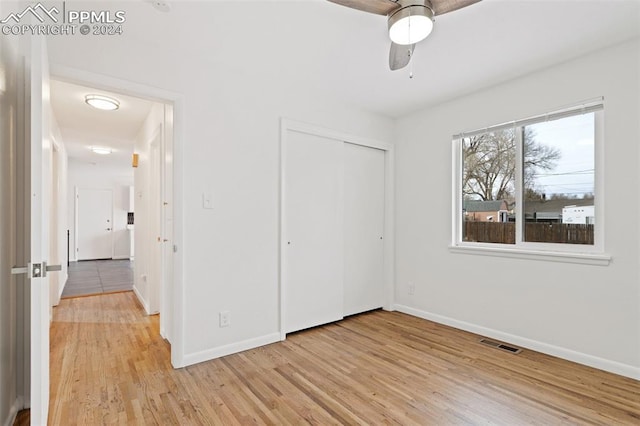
[0,8,20,424]
[133,103,164,314]
[394,39,640,378]
[48,2,395,364]
[67,159,133,261]
[49,113,69,305]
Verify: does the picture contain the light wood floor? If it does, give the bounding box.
[49,292,640,425]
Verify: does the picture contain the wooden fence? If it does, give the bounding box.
[464,222,594,245]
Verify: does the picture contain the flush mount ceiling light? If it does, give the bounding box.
[388,3,434,45]
[91,147,112,155]
[85,94,120,111]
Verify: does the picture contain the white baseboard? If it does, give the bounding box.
[112,255,131,260]
[3,398,21,426]
[394,304,640,380]
[183,333,281,367]
[132,285,150,315]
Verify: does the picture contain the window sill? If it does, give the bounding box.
[448,245,611,266]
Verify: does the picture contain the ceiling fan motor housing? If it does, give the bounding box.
[388,0,435,45]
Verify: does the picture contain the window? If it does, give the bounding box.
[453,101,604,256]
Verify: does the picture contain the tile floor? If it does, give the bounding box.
[61,259,133,298]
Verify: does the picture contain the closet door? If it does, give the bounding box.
[343,143,385,316]
[284,131,344,333]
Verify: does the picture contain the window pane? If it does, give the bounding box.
[523,113,595,245]
[462,130,516,244]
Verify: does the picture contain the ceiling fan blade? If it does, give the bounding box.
[327,0,401,16]
[389,42,415,71]
[431,0,482,16]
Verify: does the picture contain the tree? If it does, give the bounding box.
[462,128,560,201]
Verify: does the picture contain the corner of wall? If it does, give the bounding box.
[132,285,150,315]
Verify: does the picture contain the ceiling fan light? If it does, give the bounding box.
[85,94,120,111]
[388,5,434,45]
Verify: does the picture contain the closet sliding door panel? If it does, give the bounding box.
[344,143,385,316]
[284,131,344,333]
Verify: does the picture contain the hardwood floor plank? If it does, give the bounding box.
[48,293,640,425]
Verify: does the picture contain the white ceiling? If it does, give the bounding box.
[122,0,639,117]
[50,79,155,170]
[49,0,640,158]
[303,0,640,117]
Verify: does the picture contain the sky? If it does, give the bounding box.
[527,112,595,199]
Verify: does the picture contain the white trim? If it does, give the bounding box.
[515,127,524,244]
[282,119,392,151]
[453,97,604,140]
[448,245,610,266]
[278,120,287,341]
[49,64,186,368]
[383,148,395,311]
[394,304,639,380]
[594,110,605,250]
[279,118,394,338]
[182,333,281,367]
[132,285,150,315]
[2,398,21,426]
[73,186,78,262]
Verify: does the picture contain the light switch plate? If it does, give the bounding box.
[203,192,214,209]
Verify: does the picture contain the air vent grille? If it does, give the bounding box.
[479,338,522,354]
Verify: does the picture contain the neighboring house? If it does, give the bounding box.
[463,200,510,222]
[524,198,594,223]
[563,205,595,224]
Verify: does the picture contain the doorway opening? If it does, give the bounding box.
[48,76,176,343]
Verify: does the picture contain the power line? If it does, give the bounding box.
[534,169,594,177]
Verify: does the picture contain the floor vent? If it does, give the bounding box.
[479,338,522,354]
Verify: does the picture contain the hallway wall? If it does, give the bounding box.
[132,103,165,314]
[48,113,69,305]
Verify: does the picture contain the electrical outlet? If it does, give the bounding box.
[408,283,415,295]
[219,311,230,327]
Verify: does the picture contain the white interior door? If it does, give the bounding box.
[13,35,53,426]
[284,131,344,333]
[343,143,385,316]
[77,188,113,260]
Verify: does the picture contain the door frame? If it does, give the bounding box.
[50,65,187,368]
[279,118,395,340]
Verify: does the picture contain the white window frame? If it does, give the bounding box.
[450,100,611,266]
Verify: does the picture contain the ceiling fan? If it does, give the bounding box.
[328,0,481,70]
